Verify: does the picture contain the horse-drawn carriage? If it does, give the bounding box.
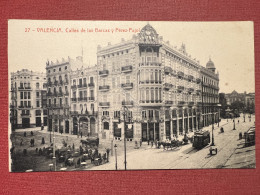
[81,136,99,148]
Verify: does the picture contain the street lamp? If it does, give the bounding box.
[53,136,56,171]
[123,106,128,170]
[114,144,117,170]
[211,112,215,146]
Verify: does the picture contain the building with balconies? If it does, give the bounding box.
[96,24,217,142]
[9,69,47,130]
[70,65,98,136]
[200,58,220,127]
[46,56,85,134]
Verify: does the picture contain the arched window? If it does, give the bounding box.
[155,70,158,83]
[59,75,62,81]
[159,88,162,101]
[150,69,154,82]
[155,87,158,101]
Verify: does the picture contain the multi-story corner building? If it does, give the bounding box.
[96,24,217,141]
[46,56,83,134]
[70,66,98,136]
[245,92,255,111]
[9,69,47,130]
[200,59,220,127]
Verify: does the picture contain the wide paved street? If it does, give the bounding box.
[89,115,255,170]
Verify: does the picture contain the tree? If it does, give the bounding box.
[230,101,245,113]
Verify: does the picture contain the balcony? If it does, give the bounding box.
[196,78,201,84]
[71,98,77,102]
[188,88,194,93]
[47,81,52,87]
[54,81,59,86]
[78,97,88,102]
[71,85,77,89]
[70,111,78,115]
[88,97,95,101]
[122,100,134,107]
[139,62,161,66]
[121,65,133,73]
[165,100,173,105]
[178,101,186,106]
[139,100,162,106]
[18,105,32,109]
[78,83,87,88]
[88,83,95,87]
[164,66,173,74]
[21,113,31,116]
[164,83,173,90]
[177,71,184,78]
[99,70,109,76]
[99,102,110,107]
[18,86,24,90]
[99,85,110,92]
[58,92,63,96]
[139,80,162,84]
[177,86,184,92]
[64,79,69,85]
[188,75,194,82]
[188,102,195,107]
[121,83,133,90]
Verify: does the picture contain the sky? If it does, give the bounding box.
[8,20,255,93]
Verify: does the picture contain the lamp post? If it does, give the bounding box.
[244,113,245,123]
[233,118,236,130]
[211,111,215,146]
[114,144,117,170]
[53,136,56,171]
[123,106,127,170]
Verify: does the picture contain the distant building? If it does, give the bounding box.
[9,69,47,130]
[225,90,246,105]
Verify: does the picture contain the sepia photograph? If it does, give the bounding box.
[8,20,255,172]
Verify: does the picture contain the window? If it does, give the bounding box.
[90,77,94,83]
[60,98,62,105]
[36,92,39,98]
[79,78,82,86]
[28,101,31,107]
[49,99,51,106]
[36,101,40,107]
[48,70,50,73]
[43,110,48,115]
[20,92,23,99]
[73,79,76,86]
[54,98,56,105]
[114,111,120,118]
[65,66,67,70]
[103,111,109,116]
[36,110,41,116]
[104,122,109,130]
[91,103,94,111]
[59,68,61,71]
[83,78,87,85]
[36,82,39,89]
[65,97,68,105]
[24,92,27,99]
[20,101,23,107]
[53,69,56,72]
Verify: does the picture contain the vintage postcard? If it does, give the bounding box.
[8,20,255,172]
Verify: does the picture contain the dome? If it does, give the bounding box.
[206,58,215,69]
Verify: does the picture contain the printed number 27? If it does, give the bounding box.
[25,28,30,32]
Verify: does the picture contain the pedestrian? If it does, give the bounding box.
[31,131,33,136]
[20,138,23,146]
[151,140,154,148]
[30,139,33,147]
[140,139,142,147]
[238,120,239,123]
[80,132,83,138]
[24,132,26,137]
[148,139,150,145]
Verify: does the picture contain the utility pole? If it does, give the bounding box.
[123,106,127,170]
